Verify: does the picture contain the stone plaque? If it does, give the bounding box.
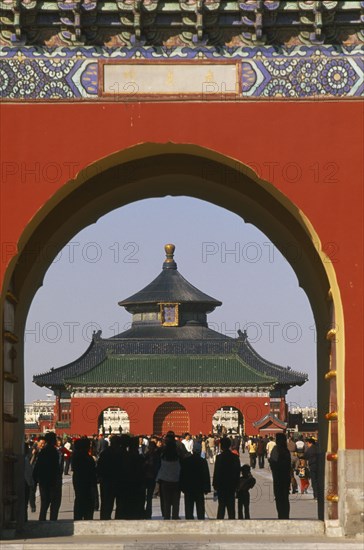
[101,62,240,98]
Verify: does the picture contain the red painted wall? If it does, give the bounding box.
[70,396,270,436]
[1,101,363,448]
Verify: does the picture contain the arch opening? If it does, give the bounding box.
[212,406,244,436]
[98,407,131,435]
[1,143,342,530]
[153,402,190,436]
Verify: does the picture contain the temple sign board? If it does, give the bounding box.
[101,62,240,99]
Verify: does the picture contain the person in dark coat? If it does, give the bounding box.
[256,437,266,469]
[269,432,291,519]
[304,438,318,499]
[33,431,63,521]
[62,437,73,476]
[96,435,122,519]
[231,435,241,455]
[236,464,256,519]
[24,442,34,521]
[71,437,97,520]
[213,436,240,519]
[114,434,131,519]
[56,436,65,475]
[143,440,161,519]
[29,436,46,513]
[157,435,181,520]
[91,434,98,458]
[287,435,298,494]
[124,436,146,519]
[96,433,108,457]
[180,440,211,519]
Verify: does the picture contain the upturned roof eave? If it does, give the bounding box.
[118,268,222,308]
[253,413,287,429]
[237,337,308,385]
[33,339,96,380]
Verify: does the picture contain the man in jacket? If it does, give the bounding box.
[33,432,63,520]
[180,440,211,519]
[29,436,46,513]
[305,438,318,499]
[96,434,123,519]
[96,433,108,457]
[269,433,291,519]
[287,435,298,494]
[256,436,266,469]
[181,433,194,454]
[213,436,240,519]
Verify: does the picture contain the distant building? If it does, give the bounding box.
[290,406,318,423]
[24,398,55,435]
[34,245,308,436]
[288,406,318,437]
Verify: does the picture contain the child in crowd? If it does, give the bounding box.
[236,464,256,519]
[295,458,310,494]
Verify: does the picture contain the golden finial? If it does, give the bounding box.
[163,244,177,270]
[164,244,175,261]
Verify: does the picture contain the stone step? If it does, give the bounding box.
[5,520,363,550]
[19,519,325,538]
[2,537,364,550]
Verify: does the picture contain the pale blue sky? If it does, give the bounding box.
[25,196,317,407]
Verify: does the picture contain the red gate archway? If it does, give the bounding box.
[153,401,190,436]
[0,139,362,535]
[98,407,130,435]
[212,406,244,436]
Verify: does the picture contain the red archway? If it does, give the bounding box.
[212,406,244,436]
[153,401,190,436]
[0,131,362,534]
[97,407,130,435]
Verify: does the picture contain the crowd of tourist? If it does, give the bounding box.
[24,430,318,522]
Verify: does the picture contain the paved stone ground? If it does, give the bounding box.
[26,453,318,521]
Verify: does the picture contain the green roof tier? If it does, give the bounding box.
[65,354,276,388]
[34,333,308,391]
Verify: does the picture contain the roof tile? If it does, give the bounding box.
[65,354,275,387]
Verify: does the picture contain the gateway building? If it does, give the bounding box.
[34,244,307,436]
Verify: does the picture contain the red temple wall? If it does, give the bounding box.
[1,101,363,448]
[69,395,270,436]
